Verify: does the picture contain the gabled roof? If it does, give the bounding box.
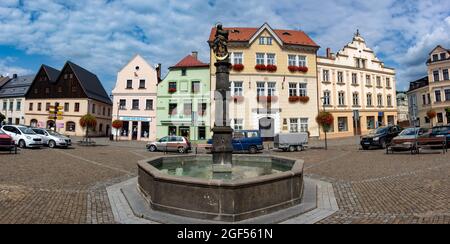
[0,76,10,88]
[0,75,34,98]
[64,61,112,105]
[42,64,61,82]
[171,55,209,69]
[428,45,450,55]
[208,23,319,47]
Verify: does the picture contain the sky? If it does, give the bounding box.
[1,0,450,93]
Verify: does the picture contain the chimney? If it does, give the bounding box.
[156,63,162,82]
[13,74,18,79]
[326,48,332,59]
[192,51,198,60]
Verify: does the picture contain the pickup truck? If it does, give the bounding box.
[207,130,264,154]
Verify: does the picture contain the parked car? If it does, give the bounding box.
[360,125,402,150]
[0,129,16,152]
[274,132,308,152]
[207,130,264,154]
[146,136,191,153]
[1,125,43,148]
[390,127,428,151]
[30,128,72,148]
[429,125,450,147]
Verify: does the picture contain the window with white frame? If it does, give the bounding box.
[353,93,359,106]
[338,92,345,106]
[366,75,371,86]
[289,118,299,133]
[433,70,440,82]
[233,52,243,65]
[386,78,391,88]
[299,83,307,97]
[377,94,383,106]
[376,76,381,87]
[267,82,276,96]
[259,37,266,45]
[298,56,306,67]
[323,70,329,82]
[233,81,243,96]
[387,95,392,107]
[300,118,309,132]
[267,54,276,65]
[288,55,297,66]
[367,94,373,107]
[257,82,265,96]
[233,119,243,130]
[266,37,273,45]
[289,83,297,97]
[323,91,331,105]
[337,72,344,83]
[352,73,358,85]
[256,53,265,65]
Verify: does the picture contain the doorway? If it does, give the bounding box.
[353,117,361,136]
[259,117,275,141]
[179,127,190,138]
[132,122,138,140]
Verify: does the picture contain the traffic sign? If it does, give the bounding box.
[57,116,64,120]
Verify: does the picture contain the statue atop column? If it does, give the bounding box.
[213,23,230,61]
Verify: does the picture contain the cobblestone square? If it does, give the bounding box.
[0,137,449,224]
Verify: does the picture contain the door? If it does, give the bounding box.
[132,122,138,140]
[353,117,361,136]
[259,117,275,141]
[179,127,190,138]
[156,136,169,150]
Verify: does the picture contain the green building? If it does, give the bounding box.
[156,52,211,141]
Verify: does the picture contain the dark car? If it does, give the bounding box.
[360,125,402,150]
[207,130,264,154]
[429,125,450,147]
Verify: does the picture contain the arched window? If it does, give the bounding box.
[30,119,38,128]
[66,121,76,132]
[99,123,103,132]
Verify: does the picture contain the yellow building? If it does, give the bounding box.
[317,31,397,138]
[208,23,320,138]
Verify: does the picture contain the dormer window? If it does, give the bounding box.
[259,37,273,45]
[432,54,439,62]
[282,32,291,36]
[440,53,447,60]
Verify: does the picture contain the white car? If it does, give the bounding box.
[30,128,72,148]
[1,125,43,148]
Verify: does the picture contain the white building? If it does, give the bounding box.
[0,74,34,125]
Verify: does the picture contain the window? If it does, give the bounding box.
[387,95,392,107]
[338,117,348,132]
[257,82,265,96]
[323,91,331,105]
[366,75,371,86]
[46,103,50,111]
[199,103,207,116]
[355,58,366,69]
[146,99,153,110]
[169,82,177,92]
[338,72,344,83]
[289,119,299,133]
[66,122,76,132]
[386,78,391,88]
[256,53,265,65]
[367,94,373,107]
[72,86,77,93]
[2,100,6,111]
[266,37,273,45]
[34,88,38,94]
[102,107,106,116]
[233,81,243,96]
[259,37,266,45]
[338,92,345,106]
[433,70,440,82]
[58,86,62,93]
[108,108,111,116]
[139,79,146,89]
[37,103,42,111]
[191,81,201,93]
[233,119,243,130]
[428,93,431,104]
[64,103,69,112]
[184,103,192,116]
[29,103,33,111]
[16,100,21,111]
[352,93,359,106]
[169,103,177,115]
[45,88,50,95]
[132,100,139,110]
[432,54,439,61]
[443,69,449,81]
[300,118,308,132]
[367,116,375,129]
[445,89,450,101]
[126,80,132,89]
[323,70,329,82]
[92,104,96,114]
[288,55,297,66]
[119,99,126,110]
[267,82,276,96]
[440,53,446,60]
[437,113,444,123]
[298,56,306,67]
[75,103,80,112]
[352,73,358,85]
[425,117,430,124]
[376,76,381,87]
[299,83,307,97]
[289,83,297,97]
[233,52,243,65]
[9,101,13,111]
[266,54,276,65]
[436,90,442,102]
[378,94,383,107]
[181,69,187,76]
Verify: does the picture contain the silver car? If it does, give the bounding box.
[146,136,191,153]
[31,128,72,148]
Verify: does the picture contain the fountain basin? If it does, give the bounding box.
[137,155,304,222]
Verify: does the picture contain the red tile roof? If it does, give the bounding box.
[208,27,319,47]
[171,55,209,68]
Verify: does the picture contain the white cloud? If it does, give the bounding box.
[0,57,33,76]
[0,0,449,91]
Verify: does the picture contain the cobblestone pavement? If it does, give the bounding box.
[0,137,449,224]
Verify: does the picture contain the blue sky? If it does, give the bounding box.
[1,0,450,93]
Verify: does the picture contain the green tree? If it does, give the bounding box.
[0,112,5,125]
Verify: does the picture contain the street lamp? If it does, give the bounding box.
[320,96,328,150]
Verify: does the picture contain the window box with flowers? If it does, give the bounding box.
[258,96,278,103]
[298,66,309,73]
[289,96,300,102]
[266,65,277,72]
[299,96,310,103]
[232,64,244,72]
[233,96,244,103]
[168,88,177,93]
[255,64,267,71]
[288,66,299,72]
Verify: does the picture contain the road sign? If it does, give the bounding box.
[57,116,64,120]
[57,106,64,110]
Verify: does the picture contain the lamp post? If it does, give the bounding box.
[320,97,328,150]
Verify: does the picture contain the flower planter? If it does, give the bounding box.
[233,64,244,72]
[233,96,244,103]
[289,96,300,102]
[255,64,267,71]
[266,65,277,72]
[168,88,177,93]
[258,96,278,103]
[298,66,309,73]
[299,96,310,103]
[288,66,298,72]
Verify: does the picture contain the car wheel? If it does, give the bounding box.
[149,145,157,152]
[178,147,186,154]
[249,146,258,154]
[48,140,56,149]
[297,146,303,151]
[18,140,26,148]
[289,146,296,152]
